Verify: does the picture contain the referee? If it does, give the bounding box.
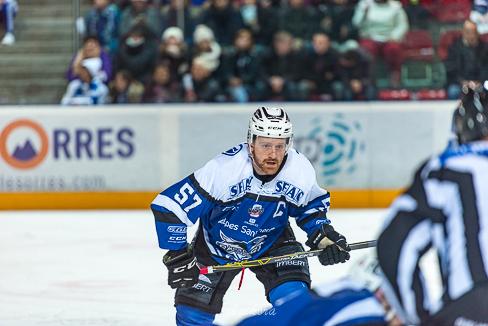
[377,84,488,325]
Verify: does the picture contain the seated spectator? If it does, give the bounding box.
[239,0,277,47]
[116,24,158,83]
[61,58,109,105]
[143,61,182,102]
[277,0,320,45]
[159,26,189,82]
[119,0,161,39]
[198,0,244,47]
[327,0,360,53]
[67,36,113,84]
[444,20,488,99]
[161,0,195,43]
[80,0,120,55]
[403,0,432,29]
[333,48,376,100]
[470,0,488,40]
[221,29,266,102]
[108,70,144,103]
[192,24,221,73]
[182,57,224,102]
[302,31,340,101]
[352,0,409,88]
[0,0,18,45]
[262,31,306,101]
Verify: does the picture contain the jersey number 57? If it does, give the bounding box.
[174,183,203,213]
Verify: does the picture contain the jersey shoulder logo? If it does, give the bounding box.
[222,144,244,156]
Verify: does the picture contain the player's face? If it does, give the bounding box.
[250,137,287,175]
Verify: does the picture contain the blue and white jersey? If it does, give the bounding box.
[237,278,386,326]
[151,143,331,263]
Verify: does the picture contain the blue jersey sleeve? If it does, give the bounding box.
[151,174,214,250]
[290,186,331,237]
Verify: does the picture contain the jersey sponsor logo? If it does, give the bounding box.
[240,225,257,237]
[168,235,186,242]
[244,219,258,227]
[192,283,212,293]
[216,230,267,260]
[275,181,304,203]
[229,176,253,199]
[259,227,276,233]
[276,260,306,268]
[167,226,187,233]
[248,204,263,218]
[222,144,244,156]
[218,218,239,231]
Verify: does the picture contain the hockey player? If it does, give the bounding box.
[151,107,351,325]
[377,85,488,325]
[236,253,403,326]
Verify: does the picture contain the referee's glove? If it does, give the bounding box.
[306,224,351,266]
[163,247,200,289]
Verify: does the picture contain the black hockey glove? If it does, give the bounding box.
[306,224,351,266]
[163,247,200,289]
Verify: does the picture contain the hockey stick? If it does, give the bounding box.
[199,240,377,275]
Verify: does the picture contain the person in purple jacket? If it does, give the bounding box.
[66,36,113,84]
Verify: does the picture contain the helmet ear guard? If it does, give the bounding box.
[247,107,293,151]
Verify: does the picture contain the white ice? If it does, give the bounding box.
[0,209,390,325]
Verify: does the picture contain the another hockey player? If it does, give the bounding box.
[236,253,403,326]
[151,107,350,325]
[377,85,488,324]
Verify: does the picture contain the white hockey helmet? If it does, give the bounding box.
[247,107,293,149]
[348,253,383,292]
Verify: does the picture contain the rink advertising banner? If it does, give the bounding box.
[0,102,454,209]
[0,108,164,208]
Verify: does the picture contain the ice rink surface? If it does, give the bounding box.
[0,209,388,326]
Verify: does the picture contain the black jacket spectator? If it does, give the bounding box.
[220,29,266,101]
[198,0,244,47]
[302,32,340,98]
[116,25,159,83]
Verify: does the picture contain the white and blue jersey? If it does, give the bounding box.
[151,143,331,264]
[236,278,387,326]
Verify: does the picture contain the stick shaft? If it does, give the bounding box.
[199,240,377,274]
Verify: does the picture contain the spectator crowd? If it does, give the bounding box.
[53,0,488,105]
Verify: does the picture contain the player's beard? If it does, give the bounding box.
[253,157,280,175]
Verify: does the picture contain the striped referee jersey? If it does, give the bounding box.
[377,141,488,324]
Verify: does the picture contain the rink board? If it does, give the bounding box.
[0,102,453,209]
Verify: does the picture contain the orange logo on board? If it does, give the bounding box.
[0,119,49,169]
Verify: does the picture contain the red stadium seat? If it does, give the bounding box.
[437,30,462,61]
[402,30,435,61]
[378,89,412,100]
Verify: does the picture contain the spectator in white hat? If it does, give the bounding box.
[191,24,221,73]
[159,26,189,82]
